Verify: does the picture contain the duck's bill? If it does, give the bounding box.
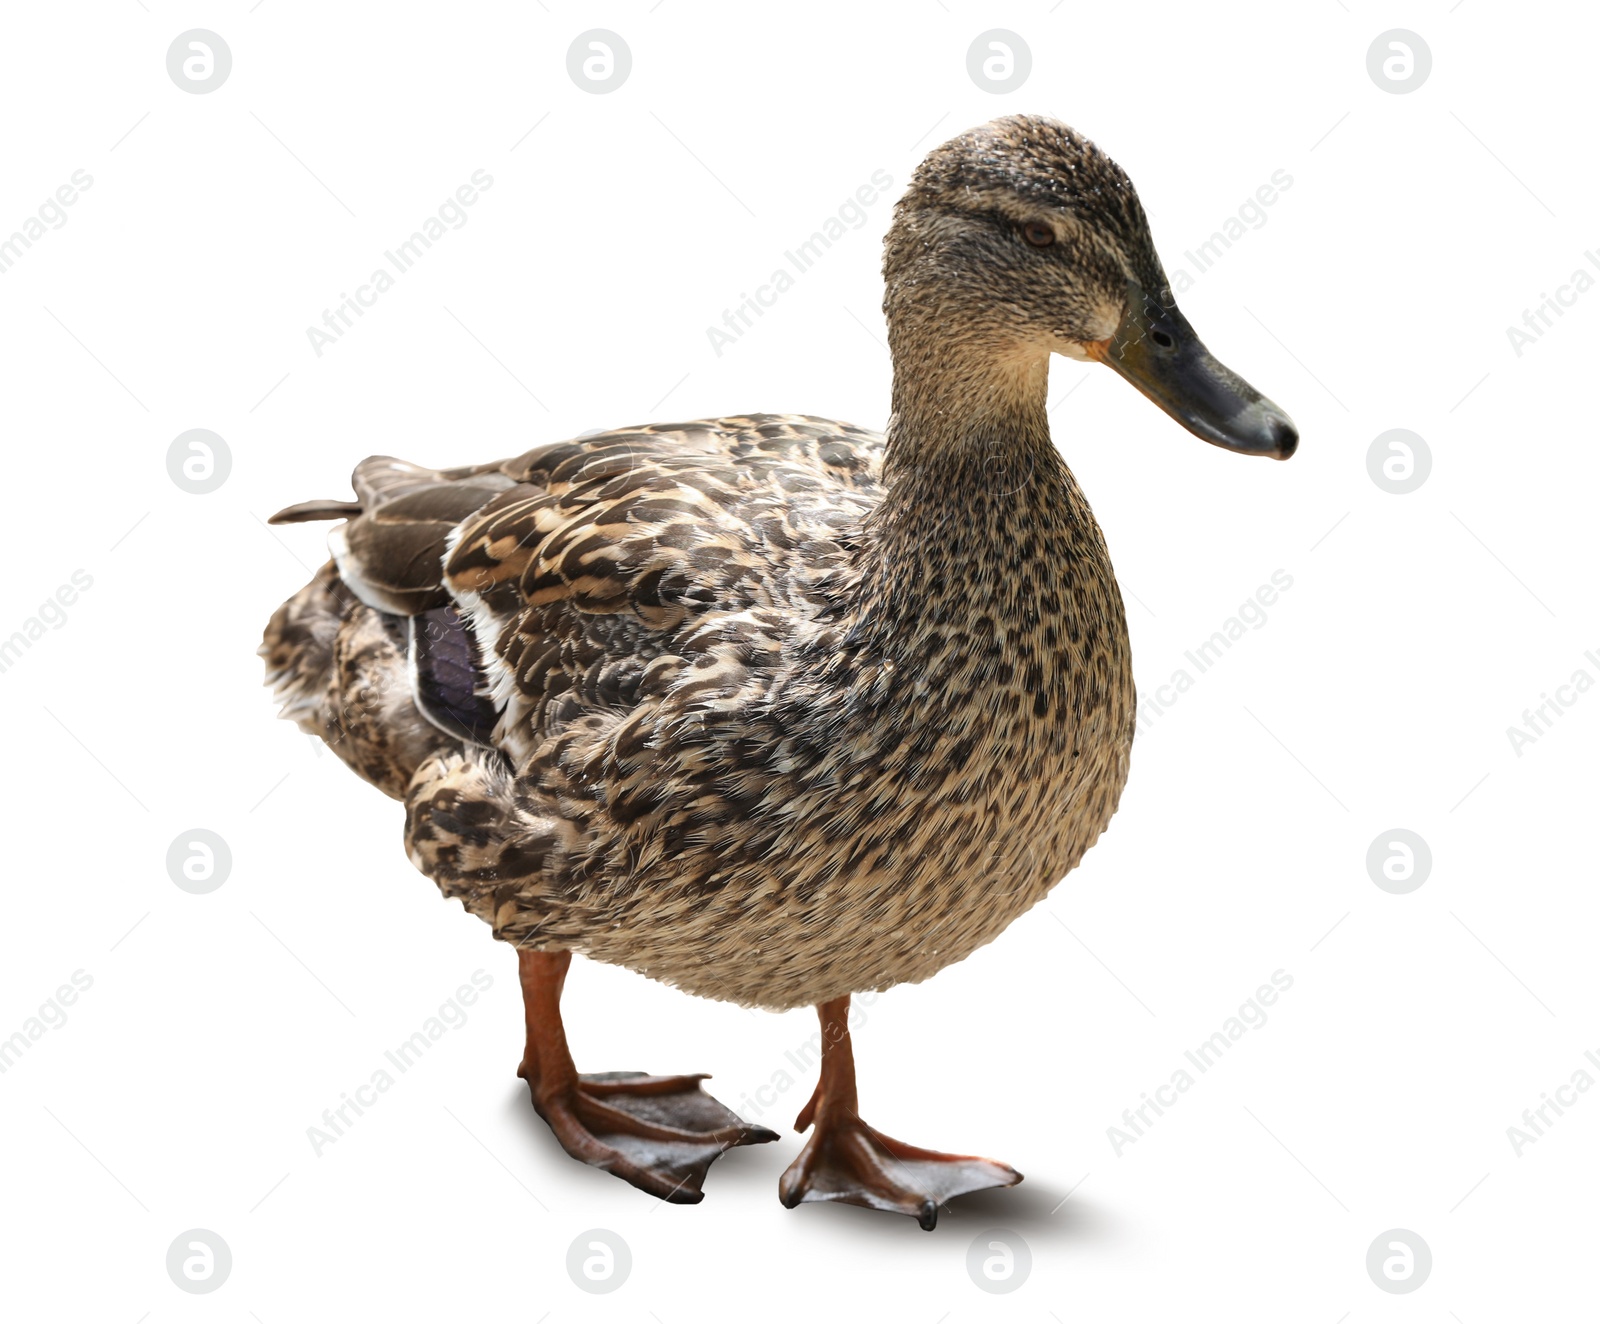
[1086,287,1298,460]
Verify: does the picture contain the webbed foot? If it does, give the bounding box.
[777,996,1021,1229]
[524,1068,777,1203]
[779,1108,1019,1229]
[515,947,775,1204]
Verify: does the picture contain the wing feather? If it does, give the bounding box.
[285,414,885,767]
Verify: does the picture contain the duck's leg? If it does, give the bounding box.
[515,948,777,1203]
[779,995,1021,1230]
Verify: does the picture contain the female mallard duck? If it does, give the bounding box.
[263,114,1295,1228]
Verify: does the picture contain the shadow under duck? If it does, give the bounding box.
[262,114,1296,1229]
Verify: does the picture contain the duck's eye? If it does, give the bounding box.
[1022,222,1055,248]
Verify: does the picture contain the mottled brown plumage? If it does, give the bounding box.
[265,402,1127,1009]
[262,115,1295,1221]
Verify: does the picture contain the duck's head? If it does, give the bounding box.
[883,114,1297,459]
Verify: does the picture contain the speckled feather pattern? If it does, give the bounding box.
[263,116,1141,1011]
[264,413,1133,1009]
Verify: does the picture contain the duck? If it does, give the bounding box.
[262,114,1296,1230]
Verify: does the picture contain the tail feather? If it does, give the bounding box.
[268,499,363,525]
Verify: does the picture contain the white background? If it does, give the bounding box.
[1,2,1594,1319]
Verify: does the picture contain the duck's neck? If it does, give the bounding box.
[881,336,1055,484]
[847,337,1096,646]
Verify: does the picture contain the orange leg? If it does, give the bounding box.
[516,948,776,1203]
[779,995,1021,1230]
